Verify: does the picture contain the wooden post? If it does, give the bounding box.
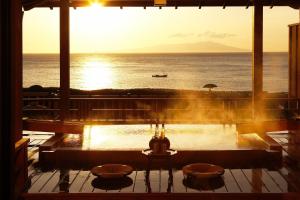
[59,0,70,121]
[1,0,23,199]
[11,2,23,142]
[288,14,300,115]
[252,0,263,120]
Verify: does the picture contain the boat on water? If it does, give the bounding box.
[152,74,168,78]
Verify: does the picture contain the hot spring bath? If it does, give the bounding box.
[37,124,282,169]
[61,124,266,150]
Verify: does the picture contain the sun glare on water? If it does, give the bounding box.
[80,60,114,90]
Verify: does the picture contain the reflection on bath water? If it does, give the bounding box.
[62,124,266,150]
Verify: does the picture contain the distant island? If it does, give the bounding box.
[121,41,248,53]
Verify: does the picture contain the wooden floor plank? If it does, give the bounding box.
[52,170,80,192]
[230,169,252,192]
[69,170,90,193]
[278,167,300,192]
[80,173,96,193]
[160,170,172,193]
[28,139,45,149]
[28,139,39,145]
[172,170,186,193]
[148,170,160,193]
[265,169,288,192]
[28,170,44,187]
[28,170,56,193]
[272,138,281,143]
[279,138,289,144]
[223,169,240,193]
[261,169,282,193]
[39,171,60,193]
[133,171,146,193]
[242,169,268,193]
[67,170,82,192]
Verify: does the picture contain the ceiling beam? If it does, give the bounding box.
[22,0,300,11]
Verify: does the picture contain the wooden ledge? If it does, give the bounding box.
[236,120,288,134]
[23,119,84,134]
[15,138,29,151]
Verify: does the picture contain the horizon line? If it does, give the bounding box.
[23,51,288,54]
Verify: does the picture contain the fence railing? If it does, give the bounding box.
[23,96,300,123]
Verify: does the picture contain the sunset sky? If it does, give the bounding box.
[23,6,299,53]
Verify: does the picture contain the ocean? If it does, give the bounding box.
[23,52,288,92]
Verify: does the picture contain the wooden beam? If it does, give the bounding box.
[22,0,300,10]
[252,0,263,120]
[59,0,70,121]
[23,119,84,134]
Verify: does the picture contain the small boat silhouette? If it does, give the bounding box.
[152,74,168,78]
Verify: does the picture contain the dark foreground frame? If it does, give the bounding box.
[22,192,300,200]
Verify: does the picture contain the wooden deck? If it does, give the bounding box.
[22,131,300,199]
[26,168,298,194]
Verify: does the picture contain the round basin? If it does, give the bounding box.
[91,164,133,179]
[182,163,224,179]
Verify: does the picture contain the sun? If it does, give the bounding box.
[89,1,104,12]
[70,1,127,32]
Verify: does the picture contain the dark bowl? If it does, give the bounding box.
[91,164,133,179]
[182,163,225,179]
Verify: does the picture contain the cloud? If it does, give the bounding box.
[198,31,236,39]
[169,33,195,38]
[169,31,236,39]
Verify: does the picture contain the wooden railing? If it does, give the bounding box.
[22,96,300,123]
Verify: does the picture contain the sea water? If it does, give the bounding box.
[23,52,288,92]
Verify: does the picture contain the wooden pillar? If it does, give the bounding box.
[1,0,23,199]
[289,18,300,117]
[252,0,264,120]
[11,2,23,142]
[60,0,70,121]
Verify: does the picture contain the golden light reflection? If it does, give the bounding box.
[83,125,111,150]
[80,124,246,150]
[80,60,114,90]
[237,133,267,149]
